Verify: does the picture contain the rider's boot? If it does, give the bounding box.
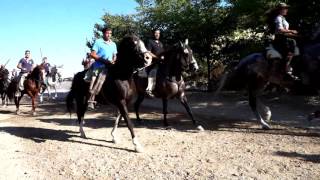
[146,77,156,98]
[87,93,95,110]
[285,56,299,80]
[87,76,97,110]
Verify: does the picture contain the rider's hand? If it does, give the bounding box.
[291,30,298,34]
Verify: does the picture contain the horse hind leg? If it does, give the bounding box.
[179,95,204,131]
[76,98,87,138]
[15,95,23,115]
[111,112,122,144]
[258,103,272,122]
[162,98,169,127]
[134,93,145,123]
[1,95,6,108]
[54,86,58,99]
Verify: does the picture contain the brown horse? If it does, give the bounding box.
[134,40,204,131]
[7,64,45,115]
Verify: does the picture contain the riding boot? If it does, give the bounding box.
[146,77,156,98]
[146,67,157,98]
[87,93,95,110]
[89,76,97,94]
[87,76,97,110]
[285,55,299,80]
[19,74,26,91]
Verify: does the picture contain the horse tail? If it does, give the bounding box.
[7,79,18,101]
[66,89,74,116]
[65,70,88,117]
[215,54,263,96]
[214,71,229,97]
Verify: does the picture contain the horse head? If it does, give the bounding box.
[177,39,199,72]
[0,66,9,81]
[117,35,148,70]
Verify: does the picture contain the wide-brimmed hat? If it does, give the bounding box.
[277,2,290,9]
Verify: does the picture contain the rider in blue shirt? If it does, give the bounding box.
[84,27,117,109]
[16,50,35,94]
[41,57,51,76]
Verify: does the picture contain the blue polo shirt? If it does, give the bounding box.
[19,58,34,73]
[92,39,117,68]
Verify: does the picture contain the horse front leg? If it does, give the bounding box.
[15,93,23,115]
[54,86,58,99]
[162,98,169,127]
[179,95,204,131]
[248,81,271,130]
[117,101,143,153]
[31,93,38,116]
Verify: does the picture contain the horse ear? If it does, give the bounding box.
[179,41,183,47]
[185,39,188,45]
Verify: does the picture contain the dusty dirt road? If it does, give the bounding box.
[0,90,319,179]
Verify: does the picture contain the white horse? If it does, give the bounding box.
[40,65,62,103]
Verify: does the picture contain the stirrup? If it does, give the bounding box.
[88,102,95,110]
[15,91,21,97]
[88,100,97,104]
[145,90,155,98]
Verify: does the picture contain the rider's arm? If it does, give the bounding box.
[17,63,23,70]
[90,51,113,65]
[90,51,100,61]
[111,53,117,64]
[275,16,298,36]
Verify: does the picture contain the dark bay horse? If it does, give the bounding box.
[134,40,204,131]
[66,35,148,152]
[216,51,297,129]
[0,67,10,107]
[7,65,45,115]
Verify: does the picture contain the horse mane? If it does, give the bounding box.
[28,65,43,83]
[158,43,186,79]
[109,34,143,79]
[0,67,9,80]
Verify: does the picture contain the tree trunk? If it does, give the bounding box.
[206,53,213,92]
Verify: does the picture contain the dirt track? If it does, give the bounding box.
[0,89,319,179]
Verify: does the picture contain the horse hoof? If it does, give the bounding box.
[80,134,87,139]
[196,125,205,132]
[135,145,144,153]
[32,112,37,116]
[16,110,20,115]
[308,113,315,121]
[112,138,119,144]
[262,124,271,130]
